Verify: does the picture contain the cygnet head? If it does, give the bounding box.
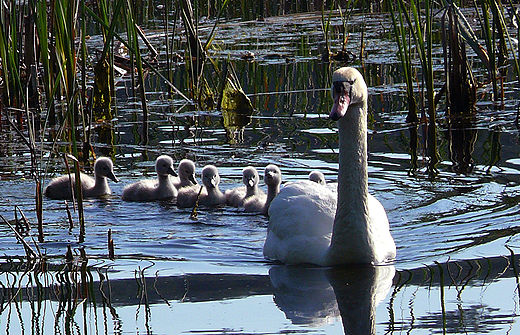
[264,164,281,187]
[178,159,197,185]
[242,166,260,188]
[308,170,326,185]
[94,157,119,182]
[155,155,177,177]
[329,67,368,121]
[202,165,220,189]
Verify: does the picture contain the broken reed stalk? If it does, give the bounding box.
[1,214,38,260]
[65,200,74,231]
[14,205,31,233]
[108,229,115,260]
[189,186,204,220]
[75,160,86,243]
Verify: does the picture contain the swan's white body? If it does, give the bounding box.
[177,165,226,207]
[172,159,198,189]
[44,157,119,200]
[226,166,265,207]
[122,155,178,202]
[264,67,396,266]
[244,164,282,214]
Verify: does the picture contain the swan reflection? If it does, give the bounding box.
[269,264,395,334]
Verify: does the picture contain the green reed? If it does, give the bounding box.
[125,0,149,145]
[391,0,440,177]
[388,1,419,174]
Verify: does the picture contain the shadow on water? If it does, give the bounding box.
[1,254,520,333]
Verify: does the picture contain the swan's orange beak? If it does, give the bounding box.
[329,82,351,121]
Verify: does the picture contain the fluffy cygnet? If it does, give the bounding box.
[44,157,119,200]
[171,159,198,189]
[244,164,282,214]
[177,165,226,208]
[225,166,265,207]
[308,170,326,185]
[122,155,178,202]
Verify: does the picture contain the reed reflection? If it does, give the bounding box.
[269,264,395,334]
[445,114,477,174]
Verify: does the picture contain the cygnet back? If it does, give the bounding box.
[44,157,119,200]
[122,155,178,202]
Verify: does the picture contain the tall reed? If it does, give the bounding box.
[388,1,419,174]
[392,0,440,177]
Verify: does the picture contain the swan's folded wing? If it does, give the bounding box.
[265,181,337,264]
[368,194,396,263]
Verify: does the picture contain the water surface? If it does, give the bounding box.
[2,8,520,334]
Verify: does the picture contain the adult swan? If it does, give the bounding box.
[264,67,396,266]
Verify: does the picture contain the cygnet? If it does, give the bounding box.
[177,165,226,208]
[44,157,119,200]
[244,164,282,214]
[122,155,178,202]
[225,166,265,207]
[171,159,198,189]
[308,170,326,185]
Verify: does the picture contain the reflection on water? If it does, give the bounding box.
[2,256,520,334]
[270,265,395,334]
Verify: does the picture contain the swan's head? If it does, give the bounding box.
[156,155,177,177]
[308,170,326,185]
[264,164,282,187]
[94,157,119,182]
[329,67,368,121]
[242,166,260,188]
[178,159,197,185]
[202,165,220,189]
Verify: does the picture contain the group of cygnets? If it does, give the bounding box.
[43,155,326,214]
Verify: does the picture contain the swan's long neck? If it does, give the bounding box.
[328,100,373,264]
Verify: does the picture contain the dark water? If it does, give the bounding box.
[2,9,520,334]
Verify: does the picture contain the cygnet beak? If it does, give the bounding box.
[247,176,255,188]
[108,171,119,183]
[168,166,178,177]
[210,176,218,188]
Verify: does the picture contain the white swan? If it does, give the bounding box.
[243,164,282,214]
[308,170,326,185]
[171,159,198,189]
[264,67,396,266]
[44,157,119,199]
[177,165,226,208]
[121,155,178,202]
[225,166,265,207]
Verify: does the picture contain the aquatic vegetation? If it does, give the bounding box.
[1,2,520,332]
